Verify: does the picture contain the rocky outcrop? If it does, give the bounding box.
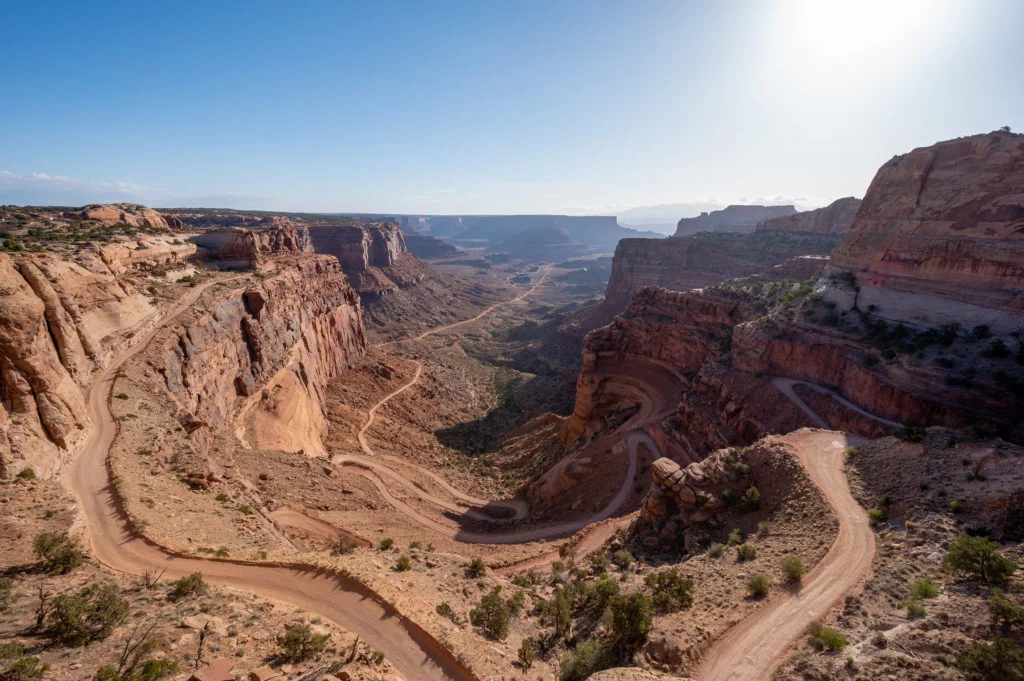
[174,213,293,230]
[162,255,366,457]
[673,205,796,237]
[825,131,1024,333]
[403,234,460,259]
[66,204,183,231]
[191,224,314,270]
[307,222,427,295]
[602,231,842,314]
[756,197,861,235]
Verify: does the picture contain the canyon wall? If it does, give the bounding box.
[756,197,861,235]
[162,255,367,457]
[191,224,314,270]
[0,234,196,478]
[65,203,183,231]
[673,204,796,237]
[307,222,427,295]
[826,130,1024,333]
[602,231,841,314]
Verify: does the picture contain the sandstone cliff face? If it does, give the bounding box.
[756,197,861,235]
[307,222,427,295]
[67,204,183,231]
[826,131,1024,332]
[161,255,366,457]
[191,224,314,270]
[602,231,842,314]
[0,237,196,478]
[673,204,796,237]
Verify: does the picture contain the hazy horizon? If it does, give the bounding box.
[2,0,1021,214]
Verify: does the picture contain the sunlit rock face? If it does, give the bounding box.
[825,131,1024,333]
[756,197,861,235]
[307,222,427,296]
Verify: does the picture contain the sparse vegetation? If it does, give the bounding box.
[166,572,208,602]
[33,532,85,575]
[612,549,635,570]
[378,538,394,551]
[808,621,847,651]
[610,591,652,642]
[957,636,1024,681]
[395,555,411,571]
[278,623,329,662]
[45,582,129,645]
[707,543,725,558]
[517,638,536,669]
[780,556,806,584]
[0,578,13,612]
[746,574,771,598]
[736,544,757,561]
[943,535,1016,584]
[466,557,487,577]
[560,640,611,681]
[643,568,694,613]
[470,587,511,640]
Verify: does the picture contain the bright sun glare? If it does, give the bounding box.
[794,0,934,62]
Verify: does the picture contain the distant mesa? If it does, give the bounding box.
[191,223,314,270]
[756,196,861,235]
[66,203,183,231]
[673,204,796,237]
[306,220,427,296]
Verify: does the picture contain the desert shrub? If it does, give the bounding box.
[114,393,129,400]
[757,520,770,535]
[167,572,208,602]
[896,420,926,442]
[0,578,12,612]
[867,508,886,524]
[470,587,510,641]
[728,528,746,546]
[560,640,612,681]
[33,533,85,575]
[743,486,761,510]
[957,636,1024,681]
[378,538,394,551]
[594,575,619,610]
[94,654,178,681]
[902,598,927,618]
[736,544,757,561]
[950,499,966,514]
[536,587,572,638]
[644,568,694,613]
[808,621,847,651]
[213,548,229,558]
[610,591,652,643]
[331,538,357,555]
[981,339,1011,359]
[508,590,526,616]
[2,656,49,681]
[909,578,940,599]
[436,602,453,617]
[780,556,806,584]
[395,555,411,572]
[612,550,635,570]
[989,589,1024,629]
[707,543,725,558]
[747,574,771,598]
[408,541,421,550]
[943,535,1016,584]
[15,469,35,481]
[589,553,611,573]
[466,557,486,577]
[279,623,329,662]
[518,638,535,669]
[46,582,129,645]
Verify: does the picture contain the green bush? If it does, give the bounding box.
[2,656,50,681]
[94,653,178,681]
[707,543,725,558]
[746,574,771,598]
[0,578,12,612]
[466,557,486,577]
[167,572,208,602]
[46,582,129,645]
[957,636,1024,681]
[943,535,1016,584]
[279,623,329,662]
[644,568,694,613]
[989,589,1024,629]
[612,549,635,570]
[331,538,357,555]
[909,578,939,600]
[902,597,927,618]
[780,556,806,584]
[728,528,746,546]
[560,640,612,681]
[743,486,761,510]
[950,499,966,514]
[470,587,511,641]
[395,555,411,572]
[808,621,847,651]
[736,544,757,562]
[378,538,394,551]
[33,533,85,575]
[867,508,886,524]
[15,469,35,481]
[610,592,652,642]
[518,638,535,669]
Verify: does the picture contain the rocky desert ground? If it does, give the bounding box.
[1,130,1023,681]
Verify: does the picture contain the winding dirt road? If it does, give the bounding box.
[694,428,875,681]
[65,277,477,681]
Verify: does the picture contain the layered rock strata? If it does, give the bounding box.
[673,204,796,236]
[66,203,184,230]
[756,197,861,235]
[307,222,427,295]
[191,224,314,270]
[825,131,1024,333]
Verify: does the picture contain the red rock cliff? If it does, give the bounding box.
[307,222,427,295]
[826,131,1024,332]
[756,197,861,235]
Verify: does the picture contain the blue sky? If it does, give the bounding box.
[1,0,1021,215]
